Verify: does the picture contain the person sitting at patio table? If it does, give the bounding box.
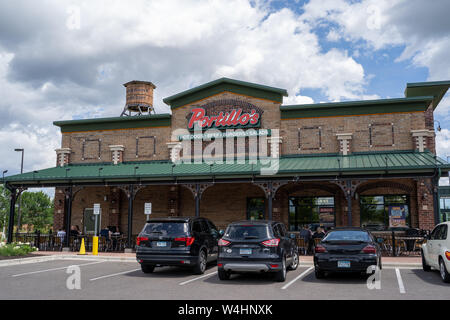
[312,227,326,240]
[299,225,313,254]
[57,229,66,242]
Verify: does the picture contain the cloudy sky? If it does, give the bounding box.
[0,0,450,192]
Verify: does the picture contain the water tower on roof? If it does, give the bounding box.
[121,80,156,116]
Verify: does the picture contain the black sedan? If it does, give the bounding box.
[313,228,382,278]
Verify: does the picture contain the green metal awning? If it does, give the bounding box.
[2,151,449,187]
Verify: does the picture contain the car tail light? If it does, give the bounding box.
[446,251,450,261]
[218,263,223,267]
[174,237,195,246]
[136,237,148,246]
[218,239,231,246]
[262,238,280,247]
[314,245,327,253]
[362,245,377,254]
[270,264,279,268]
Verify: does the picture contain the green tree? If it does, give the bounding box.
[20,191,54,232]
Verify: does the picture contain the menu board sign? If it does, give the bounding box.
[389,205,407,228]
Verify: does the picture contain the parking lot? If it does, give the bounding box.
[0,257,448,300]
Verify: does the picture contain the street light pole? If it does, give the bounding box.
[1,170,7,241]
[14,149,24,232]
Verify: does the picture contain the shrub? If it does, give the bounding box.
[0,242,37,257]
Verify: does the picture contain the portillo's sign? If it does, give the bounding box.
[187,99,263,130]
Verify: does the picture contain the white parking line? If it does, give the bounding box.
[90,268,141,281]
[12,261,104,277]
[395,268,406,294]
[179,271,218,285]
[281,267,314,290]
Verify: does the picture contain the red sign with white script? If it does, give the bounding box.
[188,107,260,129]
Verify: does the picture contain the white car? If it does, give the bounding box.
[422,222,450,283]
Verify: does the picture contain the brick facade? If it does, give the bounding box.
[54,80,441,236]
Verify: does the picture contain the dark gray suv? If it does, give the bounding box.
[136,217,220,274]
[217,220,299,282]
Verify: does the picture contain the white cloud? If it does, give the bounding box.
[0,0,448,181]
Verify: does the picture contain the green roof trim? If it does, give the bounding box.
[3,151,449,187]
[163,77,288,109]
[54,114,172,133]
[280,96,433,119]
[405,80,450,110]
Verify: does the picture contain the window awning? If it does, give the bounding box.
[2,151,449,188]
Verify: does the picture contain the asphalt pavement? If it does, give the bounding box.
[0,256,448,300]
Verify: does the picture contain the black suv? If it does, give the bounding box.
[136,217,221,274]
[217,220,299,282]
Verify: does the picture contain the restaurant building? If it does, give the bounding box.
[3,78,450,248]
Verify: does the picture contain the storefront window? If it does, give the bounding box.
[360,195,409,230]
[439,196,450,222]
[247,198,265,220]
[288,197,335,231]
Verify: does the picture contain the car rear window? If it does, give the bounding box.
[225,225,270,240]
[323,230,371,242]
[143,222,189,237]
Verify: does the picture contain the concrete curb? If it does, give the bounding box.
[0,255,58,267]
[0,254,137,267]
[57,255,137,262]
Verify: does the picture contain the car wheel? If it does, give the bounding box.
[141,264,155,274]
[439,258,450,283]
[218,269,231,280]
[193,250,207,275]
[422,250,431,272]
[275,255,287,282]
[288,251,299,271]
[315,267,325,279]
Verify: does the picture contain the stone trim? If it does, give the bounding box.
[109,145,125,165]
[336,133,353,155]
[55,148,71,167]
[411,129,434,152]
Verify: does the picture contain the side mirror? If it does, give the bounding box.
[376,237,384,244]
[219,230,224,237]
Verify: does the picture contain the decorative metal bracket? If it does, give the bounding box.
[331,180,366,198]
[184,183,214,200]
[117,185,146,200]
[254,181,289,199]
[414,177,439,194]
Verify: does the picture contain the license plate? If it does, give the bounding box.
[240,248,252,255]
[156,241,167,247]
[338,261,351,268]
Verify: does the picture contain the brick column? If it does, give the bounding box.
[108,187,121,227]
[424,105,436,154]
[168,186,179,217]
[416,179,435,231]
[53,188,66,231]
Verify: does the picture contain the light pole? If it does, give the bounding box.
[1,170,7,241]
[14,149,24,232]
